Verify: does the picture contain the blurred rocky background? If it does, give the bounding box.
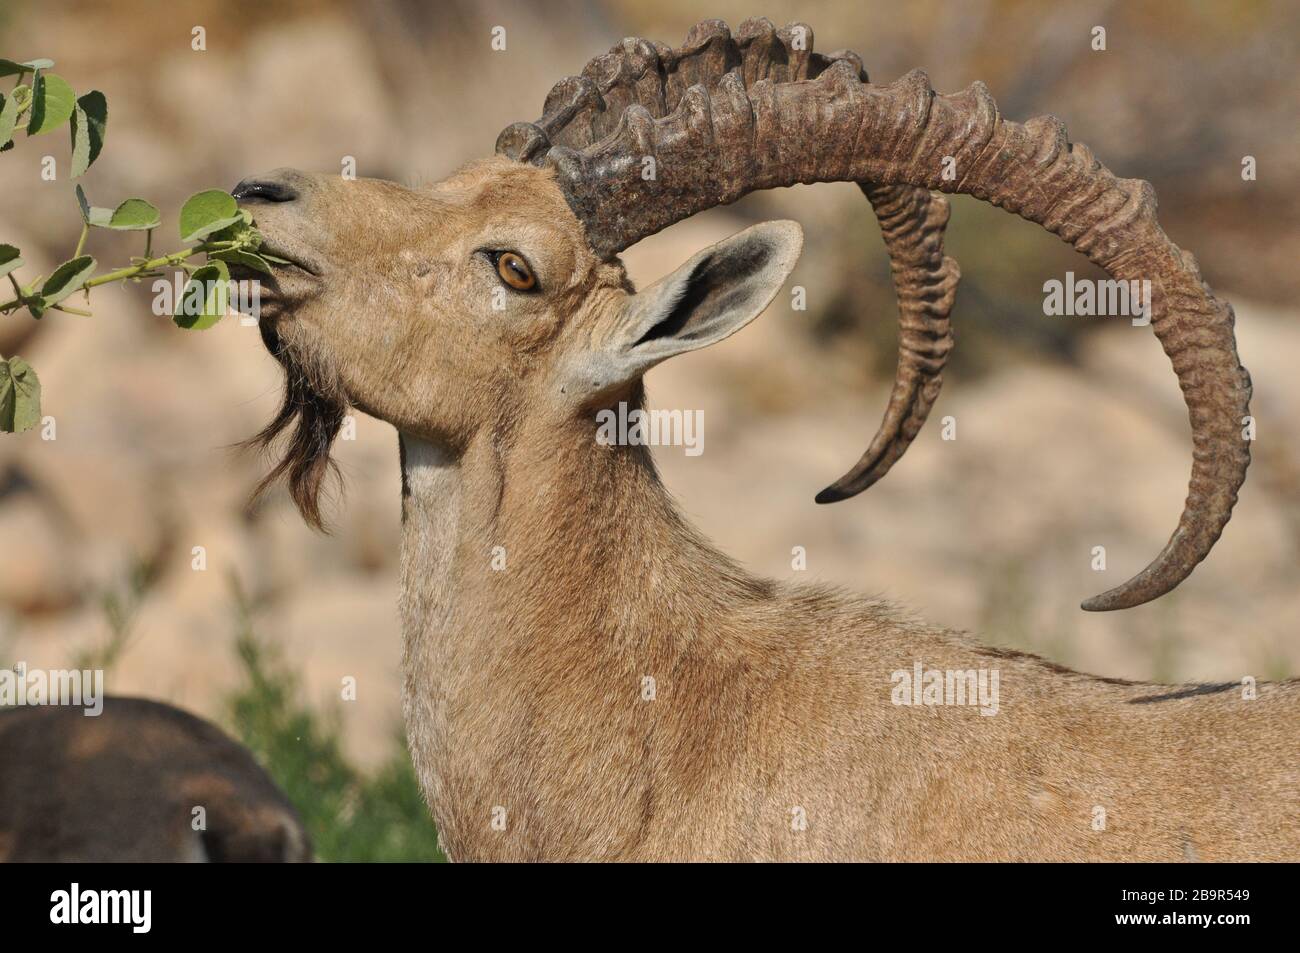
[0,0,1296,798]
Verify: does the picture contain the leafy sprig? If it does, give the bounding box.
[1,56,274,433]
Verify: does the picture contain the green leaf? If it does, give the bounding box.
[203,216,261,249]
[68,101,88,174]
[75,184,110,226]
[174,260,230,330]
[0,58,53,77]
[179,190,241,243]
[105,198,160,231]
[75,186,156,230]
[0,244,20,278]
[69,90,106,177]
[26,72,76,136]
[0,92,19,148]
[0,60,25,78]
[208,248,272,275]
[75,183,91,221]
[38,255,96,309]
[190,215,244,244]
[0,86,31,148]
[0,355,41,433]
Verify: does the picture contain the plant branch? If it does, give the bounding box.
[0,246,207,314]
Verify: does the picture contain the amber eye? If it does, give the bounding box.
[495,252,536,291]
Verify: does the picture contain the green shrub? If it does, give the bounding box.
[225,578,446,863]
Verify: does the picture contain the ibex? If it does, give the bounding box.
[231,19,1296,861]
[0,698,311,862]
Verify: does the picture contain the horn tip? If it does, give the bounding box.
[1080,585,1154,612]
[1079,595,1111,612]
[815,485,851,505]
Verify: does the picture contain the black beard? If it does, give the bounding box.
[244,322,348,530]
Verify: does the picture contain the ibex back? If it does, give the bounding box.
[0,698,311,862]
[228,18,1295,860]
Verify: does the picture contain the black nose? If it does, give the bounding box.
[231,178,298,203]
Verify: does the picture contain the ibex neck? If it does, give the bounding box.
[396,412,763,855]
[398,409,758,640]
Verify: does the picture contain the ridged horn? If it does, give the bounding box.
[498,20,1251,611]
[498,18,961,498]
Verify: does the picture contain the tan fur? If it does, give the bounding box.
[244,157,1299,861]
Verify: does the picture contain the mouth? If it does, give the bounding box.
[258,241,321,277]
[227,242,321,320]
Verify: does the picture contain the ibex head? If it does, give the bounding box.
[234,159,800,521]
[234,17,1251,613]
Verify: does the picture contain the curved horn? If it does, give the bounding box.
[818,181,959,502]
[500,19,1252,611]
[498,18,960,496]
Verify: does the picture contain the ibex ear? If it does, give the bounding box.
[593,221,802,387]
